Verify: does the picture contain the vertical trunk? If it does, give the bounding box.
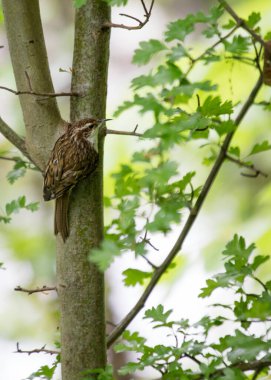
[2,0,62,169]
[56,2,110,380]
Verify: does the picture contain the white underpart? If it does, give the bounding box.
[88,122,103,152]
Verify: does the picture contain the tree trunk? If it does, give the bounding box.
[3,1,111,379]
[2,0,63,169]
[57,2,110,380]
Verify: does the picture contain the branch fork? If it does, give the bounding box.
[104,0,155,31]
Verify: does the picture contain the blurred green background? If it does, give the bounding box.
[0,0,270,379]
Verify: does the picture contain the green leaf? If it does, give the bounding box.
[0,215,11,223]
[132,39,167,65]
[221,367,246,380]
[25,202,39,212]
[200,96,233,116]
[5,196,39,216]
[228,146,240,158]
[218,330,271,363]
[103,0,128,5]
[6,159,27,184]
[26,364,57,380]
[223,35,250,54]
[73,0,87,8]
[222,234,255,261]
[222,19,236,30]
[82,365,114,380]
[144,304,172,324]
[199,278,219,298]
[89,239,121,271]
[165,16,196,42]
[248,140,271,156]
[123,268,152,286]
[215,120,236,136]
[246,12,261,29]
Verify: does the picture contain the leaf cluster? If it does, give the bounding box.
[97,236,271,379]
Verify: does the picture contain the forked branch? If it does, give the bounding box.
[106,124,143,137]
[14,285,57,295]
[15,342,59,355]
[106,75,263,347]
[104,0,155,30]
[217,0,264,45]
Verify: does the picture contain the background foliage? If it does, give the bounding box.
[1,0,271,379]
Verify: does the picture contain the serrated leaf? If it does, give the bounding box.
[223,35,250,54]
[132,39,167,66]
[246,12,261,29]
[218,330,271,363]
[165,16,196,42]
[248,140,271,156]
[144,304,172,324]
[123,268,152,286]
[200,96,233,116]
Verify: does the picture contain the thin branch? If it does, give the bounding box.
[225,153,268,178]
[183,353,202,366]
[0,155,39,170]
[106,128,143,137]
[195,24,240,61]
[103,0,155,30]
[106,75,263,348]
[15,342,59,355]
[0,117,41,171]
[0,85,80,98]
[14,285,57,295]
[195,359,271,380]
[251,275,268,292]
[217,0,265,45]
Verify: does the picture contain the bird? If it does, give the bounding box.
[43,118,109,242]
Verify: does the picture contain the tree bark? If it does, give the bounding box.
[2,0,63,170]
[3,1,110,379]
[56,2,110,380]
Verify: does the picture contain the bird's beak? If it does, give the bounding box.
[97,118,112,123]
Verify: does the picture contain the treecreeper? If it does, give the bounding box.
[43,118,109,242]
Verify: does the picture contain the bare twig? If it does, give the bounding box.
[0,117,41,171]
[106,75,263,348]
[0,85,81,98]
[14,285,57,295]
[15,342,59,355]
[225,153,267,178]
[217,0,265,45]
[106,128,143,137]
[104,0,155,30]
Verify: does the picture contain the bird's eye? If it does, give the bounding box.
[84,123,92,128]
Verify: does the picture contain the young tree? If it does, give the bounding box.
[1,1,271,379]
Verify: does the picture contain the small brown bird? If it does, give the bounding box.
[43,118,108,242]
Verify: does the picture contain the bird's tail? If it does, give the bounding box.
[55,192,70,242]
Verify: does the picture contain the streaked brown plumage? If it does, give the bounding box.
[43,118,104,242]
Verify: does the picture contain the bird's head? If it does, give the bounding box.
[72,118,111,150]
